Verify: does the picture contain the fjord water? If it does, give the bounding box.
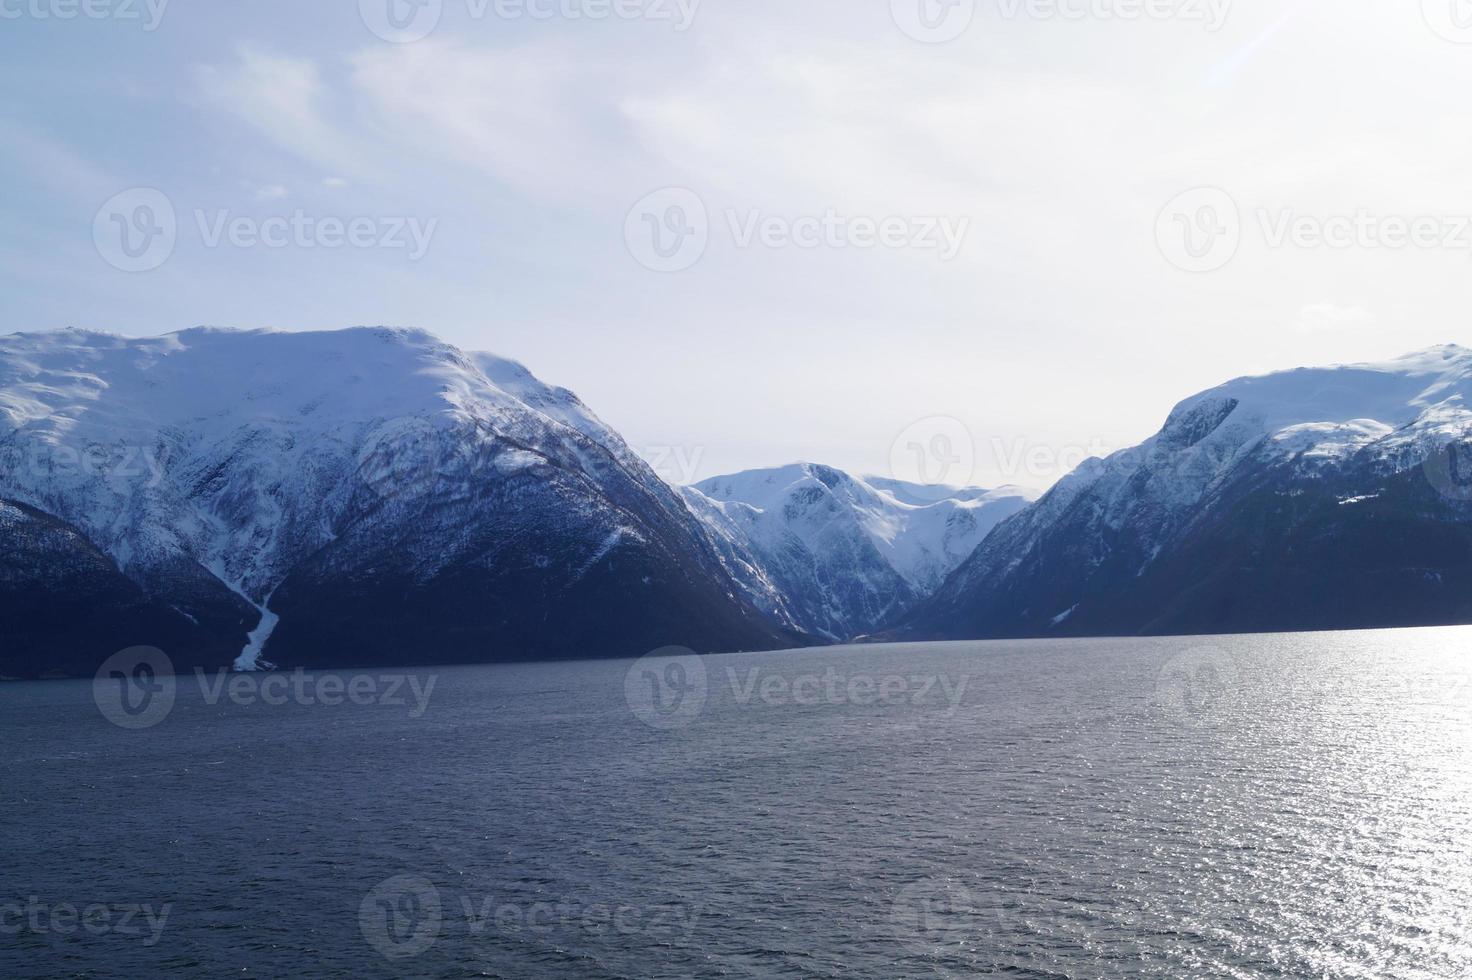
[3,630,1471,978]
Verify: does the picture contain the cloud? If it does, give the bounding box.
[196,40,654,202]
[1295,303,1374,333]
[0,120,119,200]
[346,39,646,200]
[55,5,1472,485]
[195,46,368,182]
[621,45,1146,223]
[186,30,1146,243]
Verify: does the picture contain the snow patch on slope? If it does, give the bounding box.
[684,462,1037,638]
[0,326,676,667]
[945,343,1472,598]
[693,463,1036,593]
[1171,343,1472,462]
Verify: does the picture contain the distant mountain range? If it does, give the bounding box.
[895,344,1472,640]
[3,328,1471,678]
[683,464,1034,640]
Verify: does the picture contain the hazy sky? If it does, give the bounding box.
[5,0,1472,489]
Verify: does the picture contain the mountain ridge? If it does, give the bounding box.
[0,325,799,677]
[895,342,1472,641]
[6,329,1472,675]
[682,462,1036,640]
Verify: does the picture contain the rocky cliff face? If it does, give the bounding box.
[898,345,1472,640]
[0,326,796,677]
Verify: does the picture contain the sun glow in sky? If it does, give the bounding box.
[4,0,1472,488]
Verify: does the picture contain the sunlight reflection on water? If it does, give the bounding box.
[2,626,1471,978]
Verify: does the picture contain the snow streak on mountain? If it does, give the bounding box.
[6,330,1472,676]
[0,327,795,677]
[683,463,1034,640]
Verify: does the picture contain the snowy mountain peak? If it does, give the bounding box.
[1166,344,1472,451]
[1025,344,1472,521]
[0,326,787,674]
[0,326,645,456]
[901,343,1472,642]
[684,462,1036,640]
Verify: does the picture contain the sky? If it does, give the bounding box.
[4,0,1472,490]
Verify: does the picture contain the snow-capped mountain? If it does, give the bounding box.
[0,327,796,677]
[682,463,1036,641]
[899,345,1472,640]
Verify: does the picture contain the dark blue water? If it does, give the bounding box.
[3,630,1472,978]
